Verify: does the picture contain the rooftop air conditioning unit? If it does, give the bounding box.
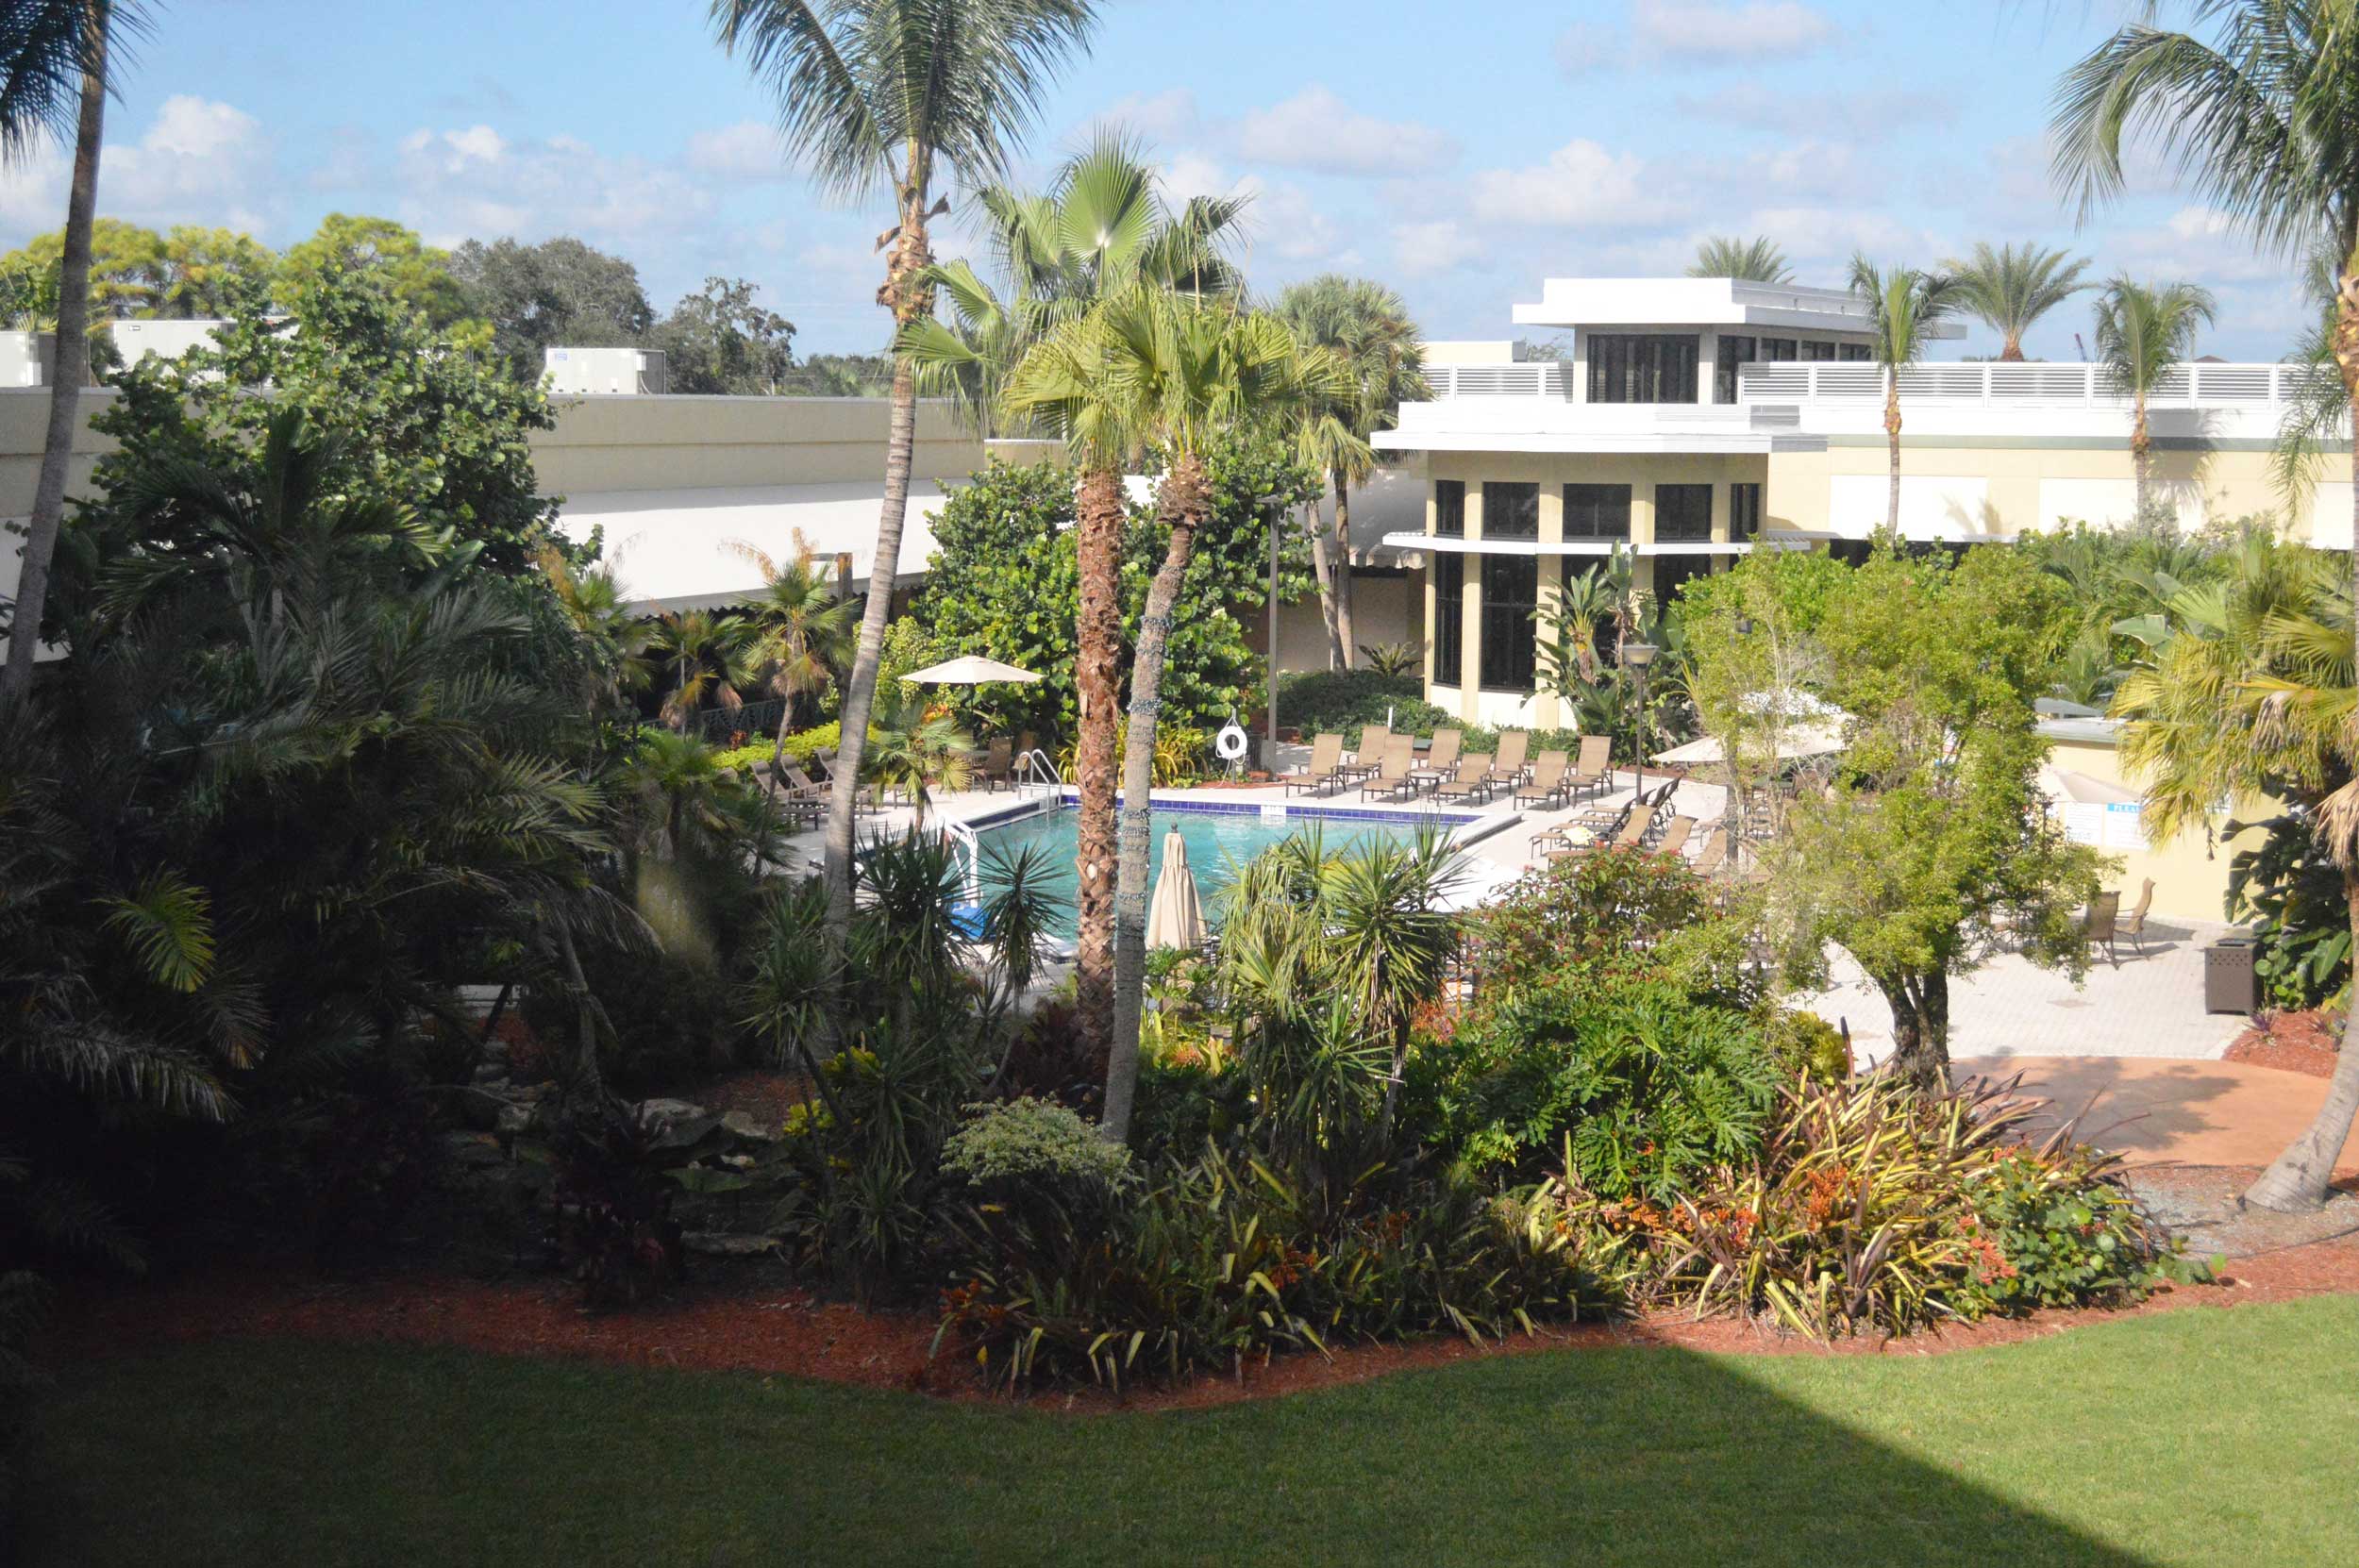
[109,319,230,363]
[543,346,669,395]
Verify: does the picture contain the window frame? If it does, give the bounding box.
[1477,553,1540,693]
[1562,483,1632,542]
[1481,480,1540,540]
[1654,483,1714,543]
[1431,551,1464,682]
[1433,478,1466,538]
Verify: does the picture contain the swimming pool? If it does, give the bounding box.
[970,799,1482,939]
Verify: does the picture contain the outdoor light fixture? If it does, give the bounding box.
[1257,492,1292,767]
[1623,641,1658,803]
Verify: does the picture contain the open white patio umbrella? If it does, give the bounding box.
[899,655,1042,685]
[1654,722,1847,766]
[1145,827,1205,951]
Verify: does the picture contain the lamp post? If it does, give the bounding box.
[1258,492,1290,766]
[1622,640,1657,804]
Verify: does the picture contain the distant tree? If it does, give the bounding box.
[451,235,657,383]
[1687,235,1794,282]
[1945,242,2090,362]
[1849,256,1962,537]
[0,217,165,319]
[649,275,795,394]
[778,351,894,396]
[159,225,275,318]
[2092,276,2217,521]
[276,213,472,326]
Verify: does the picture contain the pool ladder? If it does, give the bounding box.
[1012,749,1063,804]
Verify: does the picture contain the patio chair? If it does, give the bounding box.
[2084,890,2122,967]
[1566,735,1614,802]
[2120,877,2155,957]
[1358,735,1420,802]
[977,736,1014,792]
[1548,803,1653,861]
[1284,732,1347,797]
[1515,750,1571,810]
[1433,753,1497,805]
[1340,724,1390,782]
[787,761,880,818]
[1488,729,1531,788]
[1409,728,1462,792]
[1651,815,1696,859]
[1688,827,1729,878]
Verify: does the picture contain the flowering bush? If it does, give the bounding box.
[942,1098,1131,1190]
[1963,1147,2196,1311]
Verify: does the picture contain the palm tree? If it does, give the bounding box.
[2092,277,2217,522]
[1944,242,2090,361]
[2,0,150,700]
[2053,2,2359,1212]
[647,609,754,734]
[709,0,1099,962]
[729,536,855,782]
[862,691,974,825]
[969,139,1244,1064]
[1012,285,1330,1138]
[1849,256,1962,538]
[539,546,653,719]
[1687,235,1794,283]
[1276,275,1429,669]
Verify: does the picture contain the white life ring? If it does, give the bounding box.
[1213,722,1250,761]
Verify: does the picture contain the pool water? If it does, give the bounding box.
[974,805,1447,938]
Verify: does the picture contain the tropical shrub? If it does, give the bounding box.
[2227,812,2352,1009]
[1964,1147,2195,1312]
[1274,669,1452,741]
[942,1098,1131,1191]
[712,722,844,775]
[1467,847,1760,1004]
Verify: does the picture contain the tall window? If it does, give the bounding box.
[1714,334,1758,404]
[1654,554,1713,605]
[1432,552,1464,682]
[1838,342,1873,362]
[1482,481,1539,539]
[1587,334,1698,404]
[1801,339,1836,361]
[1655,483,1713,542]
[1759,337,1799,362]
[1479,555,1539,692]
[1433,478,1465,537]
[1730,482,1763,541]
[1563,483,1631,541]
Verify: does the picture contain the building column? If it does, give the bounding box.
[1460,554,1482,722]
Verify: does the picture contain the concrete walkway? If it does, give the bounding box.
[1953,1054,2357,1176]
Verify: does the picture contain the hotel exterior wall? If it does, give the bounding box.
[1419,448,1768,724]
[2044,733,2267,926]
[1764,438,2348,540]
[532,394,986,493]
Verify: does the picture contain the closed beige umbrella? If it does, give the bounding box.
[1145,827,1205,951]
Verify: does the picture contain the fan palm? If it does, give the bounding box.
[862,692,974,824]
[1943,242,2090,361]
[539,545,653,718]
[1848,256,1963,538]
[647,609,754,734]
[1275,274,1429,669]
[1687,235,1794,283]
[709,0,1098,960]
[2053,0,2359,1209]
[2092,276,2217,522]
[3,0,153,699]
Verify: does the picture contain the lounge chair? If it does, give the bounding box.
[2084,890,2123,967]
[1515,750,1571,810]
[977,736,1014,792]
[1651,815,1695,859]
[1433,753,1497,805]
[1409,728,1462,792]
[2121,877,2154,957]
[788,761,880,818]
[1358,735,1420,802]
[1488,730,1531,789]
[1548,803,1653,860]
[1688,827,1729,878]
[1284,732,1347,797]
[1340,724,1390,782]
[1565,735,1613,802]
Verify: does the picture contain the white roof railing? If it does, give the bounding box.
[1423,362,1573,399]
[1734,359,2328,408]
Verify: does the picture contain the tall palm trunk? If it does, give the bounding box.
[2246,272,2359,1213]
[1073,466,1124,1064]
[2131,394,2151,523]
[1882,372,1903,540]
[1330,466,1355,666]
[3,10,105,702]
[1999,333,2025,363]
[1103,452,1207,1141]
[822,187,933,961]
[1307,499,1345,669]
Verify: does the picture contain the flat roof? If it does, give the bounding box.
[1511,276,1962,338]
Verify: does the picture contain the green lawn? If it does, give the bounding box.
[21,1297,2355,1567]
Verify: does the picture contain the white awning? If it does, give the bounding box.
[551,481,949,612]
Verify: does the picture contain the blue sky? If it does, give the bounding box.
[0,1,2313,359]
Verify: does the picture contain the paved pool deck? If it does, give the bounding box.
[1953,1055,2357,1176]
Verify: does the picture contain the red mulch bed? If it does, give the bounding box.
[2226,1009,2345,1079]
[54,1225,2359,1412]
[680,1069,813,1126]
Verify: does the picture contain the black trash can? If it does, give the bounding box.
[2204,936,2258,1014]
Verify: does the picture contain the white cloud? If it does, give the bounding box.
[686,121,790,179]
[1554,23,1616,79]
[1467,140,1668,228]
[0,95,278,233]
[1686,81,1950,137]
[1159,150,1236,206]
[1634,2,1834,61]
[1393,219,1481,277]
[393,124,717,248]
[1231,86,1456,176]
[1097,88,1199,144]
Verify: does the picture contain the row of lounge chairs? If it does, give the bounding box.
[1284,727,1617,807]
